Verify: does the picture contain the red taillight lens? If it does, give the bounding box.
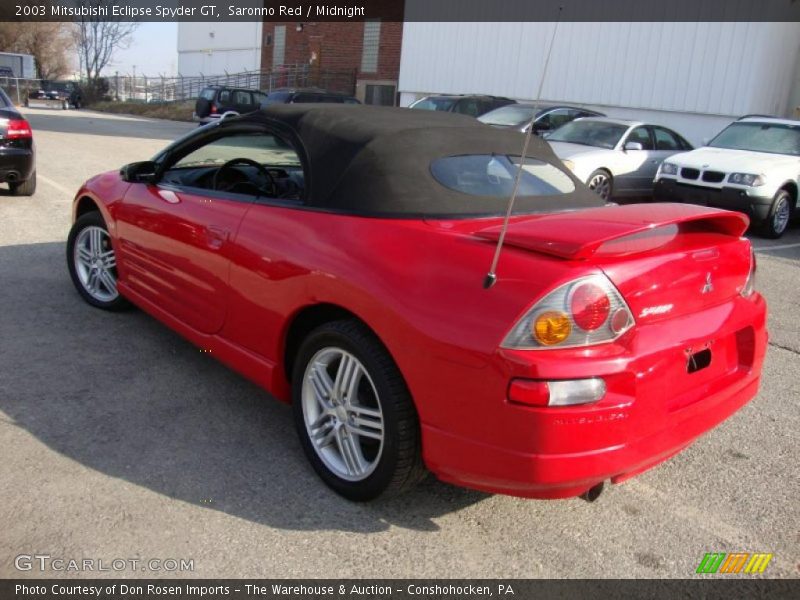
[570,283,610,331]
[210,104,218,114]
[6,119,32,139]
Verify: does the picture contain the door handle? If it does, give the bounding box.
[205,226,229,249]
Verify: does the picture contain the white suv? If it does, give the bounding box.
[653,116,799,238]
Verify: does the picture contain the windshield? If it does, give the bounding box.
[708,122,800,156]
[547,121,628,149]
[410,97,457,111]
[478,105,537,127]
[430,155,575,197]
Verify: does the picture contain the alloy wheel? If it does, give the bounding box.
[773,196,791,235]
[301,347,384,481]
[587,172,611,200]
[73,226,119,303]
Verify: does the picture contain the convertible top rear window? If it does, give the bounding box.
[431,155,575,197]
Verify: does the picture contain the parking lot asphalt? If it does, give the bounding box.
[0,107,798,579]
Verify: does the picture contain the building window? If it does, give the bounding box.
[365,84,396,106]
[361,20,381,73]
[272,26,286,67]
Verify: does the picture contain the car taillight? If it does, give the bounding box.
[210,104,218,114]
[741,247,756,297]
[508,378,606,407]
[502,274,635,349]
[5,119,32,139]
[570,282,610,331]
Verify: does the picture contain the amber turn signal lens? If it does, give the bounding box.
[532,311,572,346]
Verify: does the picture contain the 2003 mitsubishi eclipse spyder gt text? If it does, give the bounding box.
[66,105,767,502]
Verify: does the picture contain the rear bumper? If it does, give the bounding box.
[421,294,767,499]
[654,178,771,223]
[0,148,35,183]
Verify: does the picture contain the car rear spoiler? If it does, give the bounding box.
[475,203,749,260]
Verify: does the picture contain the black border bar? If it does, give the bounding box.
[3,0,800,22]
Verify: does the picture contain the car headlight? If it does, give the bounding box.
[659,162,679,176]
[728,172,766,186]
[561,159,575,172]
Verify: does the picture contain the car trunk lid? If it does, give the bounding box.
[475,203,752,324]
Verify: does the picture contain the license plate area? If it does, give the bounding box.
[687,348,712,373]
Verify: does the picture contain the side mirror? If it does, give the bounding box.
[624,141,644,151]
[120,161,158,184]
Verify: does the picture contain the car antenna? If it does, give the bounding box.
[483,7,563,289]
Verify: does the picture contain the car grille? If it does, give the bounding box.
[681,168,700,180]
[702,171,725,183]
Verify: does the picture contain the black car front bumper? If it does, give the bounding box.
[654,178,771,224]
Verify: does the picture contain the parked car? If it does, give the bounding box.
[25,88,70,110]
[546,117,693,201]
[194,85,270,124]
[654,116,800,238]
[479,104,605,134]
[0,87,35,196]
[409,94,515,117]
[262,88,360,105]
[66,105,765,502]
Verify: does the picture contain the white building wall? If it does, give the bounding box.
[177,21,263,76]
[399,22,800,145]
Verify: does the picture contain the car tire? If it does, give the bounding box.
[586,169,613,201]
[292,319,426,501]
[66,211,130,311]
[9,170,36,196]
[760,190,793,239]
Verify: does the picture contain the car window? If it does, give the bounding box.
[264,91,291,105]
[234,91,254,106]
[479,105,536,127]
[292,93,322,103]
[410,97,456,111]
[217,90,231,105]
[543,109,573,130]
[547,121,628,149]
[172,132,301,170]
[163,132,305,200]
[455,98,481,117]
[431,155,575,197]
[199,88,216,101]
[626,127,653,150]
[652,127,682,151]
[708,122,800,156]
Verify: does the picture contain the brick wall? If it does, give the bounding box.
[262,21,403,85]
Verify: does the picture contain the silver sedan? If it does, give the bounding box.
[546,117,693,201]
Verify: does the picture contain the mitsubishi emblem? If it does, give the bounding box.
[702,273,714,294]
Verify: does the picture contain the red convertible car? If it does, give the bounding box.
[67,105,767,501]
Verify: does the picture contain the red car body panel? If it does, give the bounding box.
[73,166,767,499]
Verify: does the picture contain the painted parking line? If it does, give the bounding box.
[753,242,800,253]
[38,173,75,198]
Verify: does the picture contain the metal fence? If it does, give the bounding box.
[1,65,358,107]
[106,64,357,103]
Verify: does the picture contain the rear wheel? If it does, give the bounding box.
[9,171,36,196]
[760,190,793,239]
[586,169,613,201]
[66,211,129,310]
[292,319,425,501]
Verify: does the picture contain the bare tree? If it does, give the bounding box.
[0,22,75,80]
[73,1,137,90]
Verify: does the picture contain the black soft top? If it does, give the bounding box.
[243,104,603,217]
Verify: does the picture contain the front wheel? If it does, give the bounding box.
[66,211,129,310]
[292,319,425,501]
[586,169,613,201]
[760,190,793,239]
